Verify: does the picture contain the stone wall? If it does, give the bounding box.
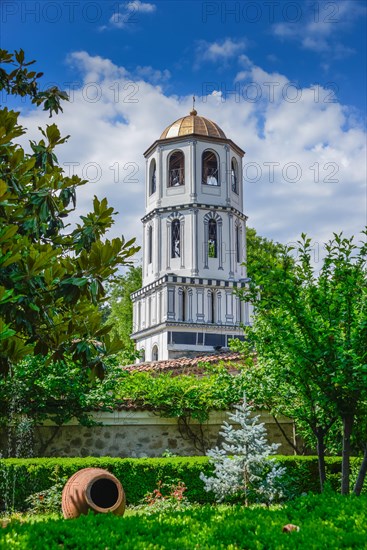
[30,410,296,458]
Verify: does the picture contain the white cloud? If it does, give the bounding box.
[66,51,128,82]
[17,51,366,263]
[196,38,247,64]
[108,1,156,30]
[134,66,171,84]
[127,1,156,13]
[108,13,127,30]
[272,0,366,56]
[273,23,296,39]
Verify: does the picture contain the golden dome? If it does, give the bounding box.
[160,111,226,140]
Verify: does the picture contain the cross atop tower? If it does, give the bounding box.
[190,95,197,116]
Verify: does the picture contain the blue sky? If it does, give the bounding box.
[3,1,366,109]
[2,0,366,257]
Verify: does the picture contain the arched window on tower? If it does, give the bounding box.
[171,219,180,258]
[202,150,219,186]
[208,290,215,323]
[208,219,217,258]
[148,297,152,325]
[148,225,153,264]
[152,345,159,361]
[231,157,238,194]
[179,288,186,321]
[168,151,185,186]
[137,301,141,330]
[150,158,156,195]
[235,224,241,263]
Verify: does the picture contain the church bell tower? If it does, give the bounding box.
[131,108,250,361]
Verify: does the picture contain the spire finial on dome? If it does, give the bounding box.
[190,95,197,116]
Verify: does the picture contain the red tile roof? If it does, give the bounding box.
[121,351,244,376]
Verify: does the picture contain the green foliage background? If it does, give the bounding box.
[114,363,247,422]
[106,266,142,363]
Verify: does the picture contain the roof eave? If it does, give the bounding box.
[144,135,246,158]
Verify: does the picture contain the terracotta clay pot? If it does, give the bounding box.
[61,467,126,519]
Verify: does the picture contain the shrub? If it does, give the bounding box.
[136,480,190,515]
[24,470,68,515]
[201,398,286,504]
[1,493,366,549]
[114,364,248,423]
[0,457,213,512]
[0,455,364,513]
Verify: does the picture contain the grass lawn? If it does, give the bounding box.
[1,492,366,549]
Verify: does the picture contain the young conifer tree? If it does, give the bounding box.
[200,397,286,505]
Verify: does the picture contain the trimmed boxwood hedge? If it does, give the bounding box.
[0,455,363,512]
[1,492,367,549]
[0,456,212,511]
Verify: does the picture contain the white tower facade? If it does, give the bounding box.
[131,109,250,361]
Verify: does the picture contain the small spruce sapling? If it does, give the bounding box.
[200,396,286,505]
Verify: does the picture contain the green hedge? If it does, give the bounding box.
[0,457,212,511]
[0,455,363,512]
[1,492,367,549]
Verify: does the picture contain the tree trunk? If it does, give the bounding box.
[341,414,354,495]
[272,415,304,455]
[35,425,61,456]
[354,445,367,496]
[316,431,326,492]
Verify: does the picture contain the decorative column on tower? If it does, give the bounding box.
[131,107,251,361]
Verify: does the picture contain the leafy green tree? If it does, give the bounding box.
[0,49,139,377]
[246,227,290,281]
[0,355,123,456]
[238,231,367,495]
[352,403,367,495]
[107,265,142,363]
